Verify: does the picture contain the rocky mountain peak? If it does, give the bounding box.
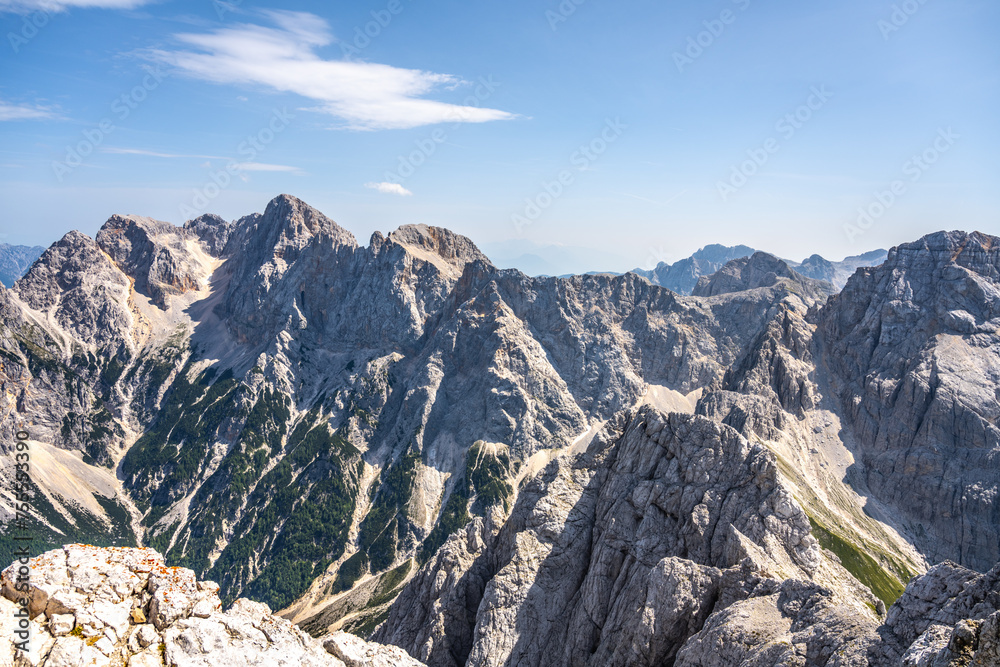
[12,230,135,348]
[183,213,233,257]
[387,224,491,269]
[261,194,358,250]
[692,251,834,300]
[890,229,1000,279]
[632,243,756,295]
[95,213,215,309]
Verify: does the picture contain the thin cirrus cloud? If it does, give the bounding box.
[0,101,57,121]
[101,148,301,173]
[0,0,150,11]
[233,162,300,172]
[366,182,413,196]
[102,147,227,159]
[150,10,517,131]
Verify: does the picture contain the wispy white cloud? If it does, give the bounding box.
[0,101,56,121]
[233,162,300,172]
[102,147,226,159]
[151,10,516,131]
[0,0,150,12]
[366,181,413,196]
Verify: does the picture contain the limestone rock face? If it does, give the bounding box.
[5,194,1000,665]
[868,561,1000,666]
[0,545,422,667]
[95,214,213,308]
[377,408,880,667]
[820,230,1000,571]
[182,214,233,258]
[13,230,133,349]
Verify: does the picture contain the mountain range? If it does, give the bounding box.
[632,244,888,294]
[1,194,998,666]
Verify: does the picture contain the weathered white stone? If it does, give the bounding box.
[0,546,416,667]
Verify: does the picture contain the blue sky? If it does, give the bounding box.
[0,0,997,274]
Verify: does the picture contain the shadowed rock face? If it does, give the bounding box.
[820,231,1000,572]
[377,409,1000,667]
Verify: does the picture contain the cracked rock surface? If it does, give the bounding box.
[0,545,423,667]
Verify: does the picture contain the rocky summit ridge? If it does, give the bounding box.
[0,544,424,666]
[0,194,998,665]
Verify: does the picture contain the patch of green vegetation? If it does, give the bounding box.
[344,608,389,639]
[419,442,514,564]
[357,451,420,573]
[467,441,514,513]
[148,522,179,555]
[333,552,369,594]
[808,516,906,607]
[419,482,470,564]
[14,334,65,379]
[368,560,412,608]
[99,352,128,387]
[201,417,360,611]
[123,364,239,508]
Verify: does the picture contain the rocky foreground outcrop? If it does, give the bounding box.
[0,545,424,667]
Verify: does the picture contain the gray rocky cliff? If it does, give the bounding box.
[377,407,884,667]
[820,230,1000,572]
[95,214,211,309]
